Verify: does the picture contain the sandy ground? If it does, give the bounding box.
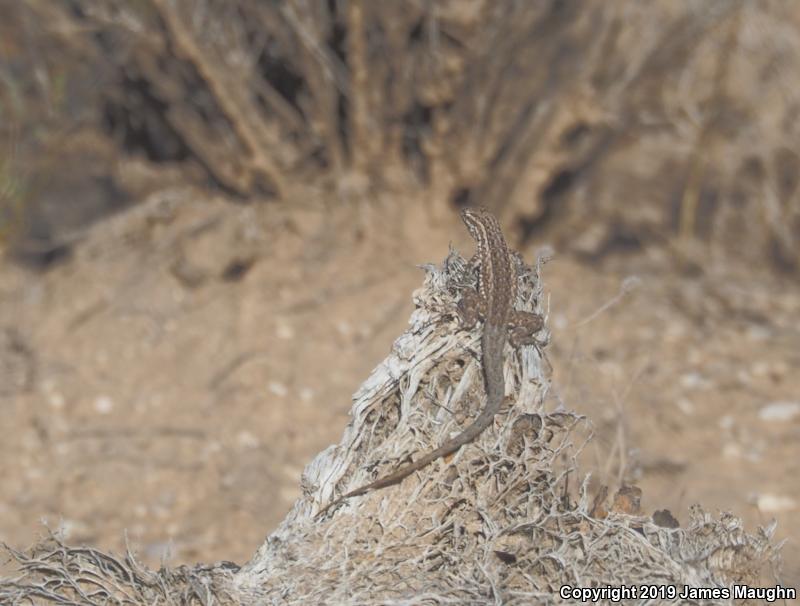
[1,188,797,587]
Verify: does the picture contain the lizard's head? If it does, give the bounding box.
[460,206,496,240]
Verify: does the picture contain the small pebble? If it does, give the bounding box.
[552,313,568,331]
[276,322,294,340]
[718,415,734,430]
[722,443,741,459]
[56,518,89,540]
[48,392,65,409]
[237,430,259,449]
[758,401,800,422]
[94,395,114,414]
[336,321,353,337]
[680,372,710,390]
[268,381,288,397]
[755,493,797,513]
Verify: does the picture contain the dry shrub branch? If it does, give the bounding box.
[4,1,800,269]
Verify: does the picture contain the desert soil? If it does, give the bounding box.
[1,188,797,587]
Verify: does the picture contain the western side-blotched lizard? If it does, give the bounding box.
[317,207,543,516]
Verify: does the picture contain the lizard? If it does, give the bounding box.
[317,207,543,516]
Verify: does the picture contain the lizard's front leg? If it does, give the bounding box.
[457,286,485,331]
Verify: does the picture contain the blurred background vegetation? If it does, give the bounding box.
[1,0,798,273]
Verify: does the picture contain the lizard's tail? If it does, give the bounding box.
[318,324,507,515]
[479,322,506,412]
